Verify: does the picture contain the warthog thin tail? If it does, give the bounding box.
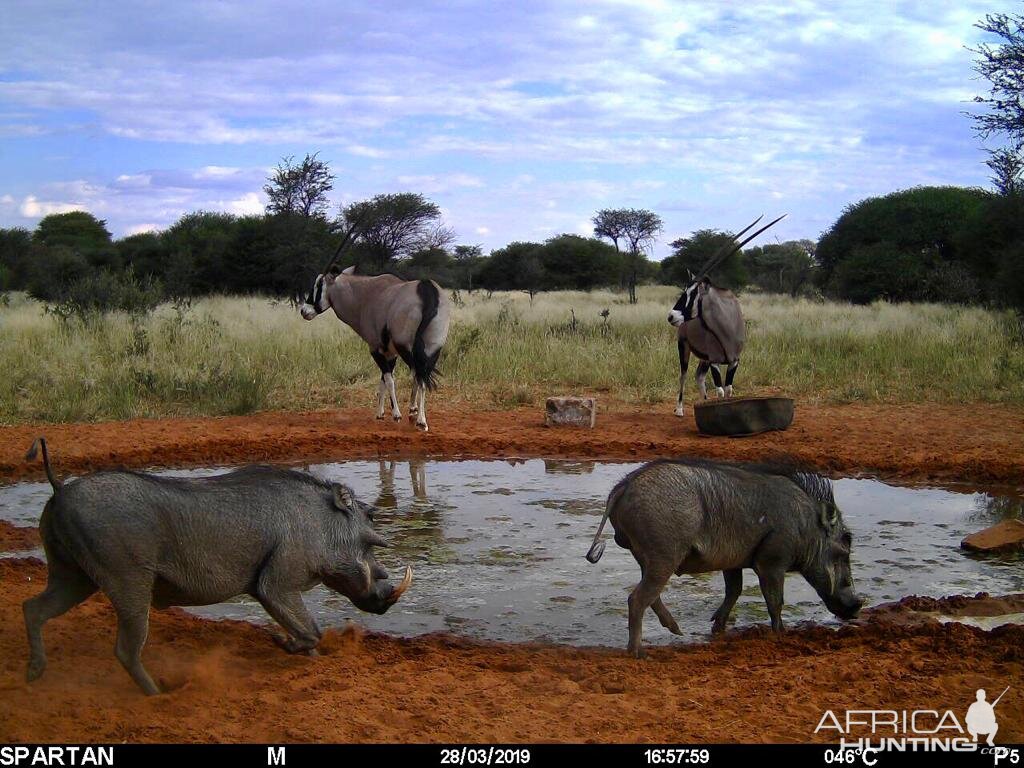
[413,280,441,391]
[585,482,626,563]
[26,436,61,491]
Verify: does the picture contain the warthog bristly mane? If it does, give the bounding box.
[636,457,835,506]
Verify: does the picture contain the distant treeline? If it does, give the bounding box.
[0,207,817,307]
[0,183,1021,315]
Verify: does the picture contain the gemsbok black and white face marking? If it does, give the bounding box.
[668,283,699,327]
[299,274,331,321]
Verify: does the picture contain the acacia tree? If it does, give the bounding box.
[969,12,1024,144]
[342,193,453,272]
[592,209,627,252]
[593,208,662,303]
[968,12,1024,200]
[264,153,335,218]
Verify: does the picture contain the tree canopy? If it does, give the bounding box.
[816,186,991,303]
[263,153,335,218]
[343,192,453,272]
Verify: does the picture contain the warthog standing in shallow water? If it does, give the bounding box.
[23,438,411,695]
[585,458,863,657]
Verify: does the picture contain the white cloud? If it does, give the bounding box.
[226,192,263,215]
[395,173,484,194]
[347,144,389,158]
[195,165,241,179]
[125,223,162,235]
[18,195,86,217]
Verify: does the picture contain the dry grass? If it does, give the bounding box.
[0,287,1021,424]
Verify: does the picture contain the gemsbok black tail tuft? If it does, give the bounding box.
[413,280,442,391]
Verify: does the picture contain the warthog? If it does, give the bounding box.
[23,438,412,695]
[585,458,863,657]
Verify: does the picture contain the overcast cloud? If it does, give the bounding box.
[0,1,1014,256]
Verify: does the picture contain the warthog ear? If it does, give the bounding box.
[332,484,357,514]
[819,502,840,530]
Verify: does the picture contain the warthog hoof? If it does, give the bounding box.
[628,645,647,660]
[26,660,45,682]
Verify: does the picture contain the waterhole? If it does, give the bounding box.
[2,459,1021,646]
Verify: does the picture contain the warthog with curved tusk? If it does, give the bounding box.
[22,437,412,695]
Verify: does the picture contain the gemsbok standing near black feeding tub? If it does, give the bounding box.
[299,222,451,432]
[668,214,786,416]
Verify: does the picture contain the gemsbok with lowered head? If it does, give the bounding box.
[668,214,786,416]
[299,223,451,432]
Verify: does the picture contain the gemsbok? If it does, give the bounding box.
[668,215,786,415]
[299,224,451,431]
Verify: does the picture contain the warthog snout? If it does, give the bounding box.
[838,592,865,620]
[345,565,413,615]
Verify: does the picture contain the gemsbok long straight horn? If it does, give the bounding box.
[321,218,363,276]
[296,217,365,311]
[696,213,788,281]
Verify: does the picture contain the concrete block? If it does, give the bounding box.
[544,396,596,428]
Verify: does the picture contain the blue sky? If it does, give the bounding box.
[0,1,1016,258]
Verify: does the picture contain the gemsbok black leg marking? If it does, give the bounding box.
[710,365,723,388]
[675,338,690,416]
[725,361,739,397]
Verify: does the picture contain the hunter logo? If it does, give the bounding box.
[966,687,1009,747]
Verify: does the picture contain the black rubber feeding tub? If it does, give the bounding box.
[693,396,795,437]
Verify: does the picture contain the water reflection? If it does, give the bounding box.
[972,494,1024,523]
[544,460,596,475]
[1,461,1022,646]
[374,458,429,509]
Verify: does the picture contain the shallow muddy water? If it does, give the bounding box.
[1,459,1021,647]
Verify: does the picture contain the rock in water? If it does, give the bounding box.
[961,519,1024,554]
[544,397,596,428]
